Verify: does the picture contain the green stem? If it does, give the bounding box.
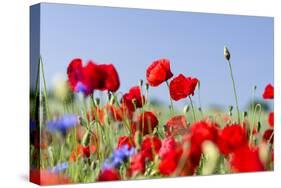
[40,56,50,120]
[188,96,196,122]
[227,60,240,124]
[249,104,261,145]
[197,81,204,119]
[166,81,174,115]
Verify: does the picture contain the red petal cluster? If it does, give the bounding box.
[165,115,188,136]
[140,136,162,160]
[263,129,274,144]
[132,111,159,135]
[158,137,183,175]
[117,136,134,149]
[262,84,274,99]
[268,112,274,128]
[121,86,145,112]
[146,58,173,87]
[187,121,219,167]
[97,169,121,181]
[169,74,198,101]
[30,169,71,185]
[230,146,264,172]
[217,124,248,155]
[67,58,120,95]
[127,153,146,176]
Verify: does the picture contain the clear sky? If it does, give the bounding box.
[37,3,274,110]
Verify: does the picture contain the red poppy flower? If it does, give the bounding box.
[158,137,177,158]
[263,84,274,99]
[186,121,218,168]
[117,136,134,149]
[97,169,120,181]
[217,124,248,155]
[82,145,97,158]
[69,144,96,162]
[263,129,274,144]
[158,147,182,176]
[146,58,173,87]
[165,115,188,136]
[158,137,183,175]
[141,136,162,160]
[230,145,264,172]
[67,59,120,95]
[67,58,92,95]
[268,112,274,128]
[105,104,124,121]
[87,107,105,125]
[133,111,159,135]
[97,64,120,92]
[82,61,105,92]
[169,74,198,101]
[189,121,218,148]
[127,153,146,176]
[30,169,71,185]
[121,86,145,112]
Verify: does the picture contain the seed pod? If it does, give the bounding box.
[95,98,100,106]
[145,82,149,91]
[183,105,190,113]
[257,121,261,132]
[82,130,91,146]
[134,130,142,150]
[224,46,231,61]
[139,79,143,87]
[228,105,233,116]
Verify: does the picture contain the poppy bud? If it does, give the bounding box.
[224,46,231,61]
[82,130,91,146]
[95,98,100,106]
[257,121,261,132]
[107,92,112,101]
[139,79,143,87]
[228,105,233,116]
[183,105,190,113]
[134,130,142,150]
[145,82,149,91]
[109,94,115,105]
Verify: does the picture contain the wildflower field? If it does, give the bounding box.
[29,47,274,185]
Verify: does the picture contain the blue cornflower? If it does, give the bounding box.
[49,162,68,174]
[30,119,37,132]
[75,81,88,94]
[46,114,79,134]
[102,145,136,170]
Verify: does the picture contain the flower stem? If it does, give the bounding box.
[166,81,174,115]
[188,96,196,122]
[227,60,240,124]
[40,56,50,120]
[197,81,204,119]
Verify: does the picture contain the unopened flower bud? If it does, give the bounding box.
[145,82,149,91]
[94,98,100,106]
[224,46,231,61]
[134,130,142,150]
[139,79,143,87]
[82,130,91,146]
[183,105,190,113]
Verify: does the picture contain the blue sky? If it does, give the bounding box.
[36,3,274,110]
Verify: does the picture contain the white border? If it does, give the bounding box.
[0,0,280,187]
